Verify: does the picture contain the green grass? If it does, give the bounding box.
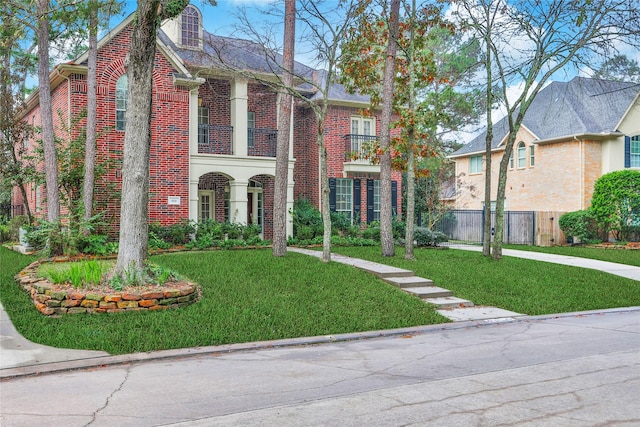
[502,244,640,266]
[331,246,640,316]
[0,247,445,355]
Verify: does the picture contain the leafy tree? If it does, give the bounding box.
[592,54,640,83]
[115,0,217,277]
[590,170,640,241]
[0,5,38,223]
[340,1,481,258]
[453,0,640,259]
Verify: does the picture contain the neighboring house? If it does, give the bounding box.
[449,77,640,213]
[12,5,401,238]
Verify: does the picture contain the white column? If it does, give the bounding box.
[231,79,248,157]
[286,177,295,238]
[189,88,200,225]
[289,97,295,160]
[189,179,199,224]
[229,179,248,225]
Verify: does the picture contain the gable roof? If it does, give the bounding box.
[451,77,640,157]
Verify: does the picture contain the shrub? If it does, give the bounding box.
[292,198,323,239]
[77,234,112,255]
[590,170,640,241]
[414,227,448,247]
[361,224,381,241]
[558,210,599,243]
[149,220,195,245]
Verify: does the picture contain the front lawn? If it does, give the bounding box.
[0,247,445,355]
[331,246,640,315]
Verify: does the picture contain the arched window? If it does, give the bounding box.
[116,75,128,131]
[181,6,200,48]
[517,141,526,168]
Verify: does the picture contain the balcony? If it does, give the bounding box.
[197,125,278,157]
[248,127,278,157]
[343,134,380,174]
[344,134,378,162]
[198,125,233,155]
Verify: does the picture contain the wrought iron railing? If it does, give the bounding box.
[343,134,377,162]
[198,125,233,155]
[248,127,278,157]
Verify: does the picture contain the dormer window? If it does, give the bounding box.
[181,5,200,48]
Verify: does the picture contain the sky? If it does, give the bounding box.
[116,1,283,43]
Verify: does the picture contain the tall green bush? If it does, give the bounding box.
[558,210,599,243]
[590,170,640,241]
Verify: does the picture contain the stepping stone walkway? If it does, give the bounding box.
[288,247,524,322]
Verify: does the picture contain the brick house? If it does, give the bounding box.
[13,5,401,238]
[449,77,640,213]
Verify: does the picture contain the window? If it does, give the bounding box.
[529,145,535,166]
[336,178,353,219]
[247,111,255,147]
[470,155,482,174]
[517,141,526,168]
[181,6,200,48]
[350,116,375,158]
[198,106,209,145]
[631,136,640,168]
[116,75,128,131]
[373,180,381,221]
[509,151,514,168]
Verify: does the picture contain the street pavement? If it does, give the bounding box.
[1,246,639,425]
[1,308,638,426]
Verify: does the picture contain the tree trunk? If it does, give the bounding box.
[272,0,295,257]
[405,144,415,260]
[319,116,331,263]
[114,0,161,275]
[379,0,400,257]
[82,3,98,232]
[36,0,60,225]
[403,0,417,261]
[491,137,513,260]
[481,10,493,258]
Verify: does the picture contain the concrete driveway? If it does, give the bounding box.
[1,308,638,426]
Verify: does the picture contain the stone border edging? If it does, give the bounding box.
[14,260,199,316]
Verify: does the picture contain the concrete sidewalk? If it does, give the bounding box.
[448,244,640,281]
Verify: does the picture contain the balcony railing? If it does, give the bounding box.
[344,134,377,162]
[198,125,233,155]
[248,127,278,157]
[197,125,278,157]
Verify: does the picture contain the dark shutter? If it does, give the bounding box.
[366,179,374,223]
[625,135,631,168]
[329,178,336,212]
[391,180,398,216]
[353,179,361,222]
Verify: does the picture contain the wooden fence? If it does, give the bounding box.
[429,210,567,247]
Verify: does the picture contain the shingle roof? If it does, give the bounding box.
[451,77,640,157]
[158,29,316,77]
[158,30,372,105]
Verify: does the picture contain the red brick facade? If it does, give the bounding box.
[16,15,402,238]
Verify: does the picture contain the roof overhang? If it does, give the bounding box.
[22,63,87,116]
[534,132,622,145]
